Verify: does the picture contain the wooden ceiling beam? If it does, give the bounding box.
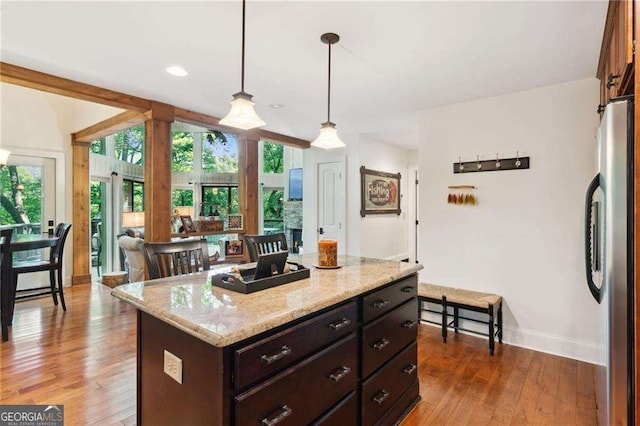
[73,110,146,143]
[0,62,151,111]
[1,62,310,148]
[175,107,311,149]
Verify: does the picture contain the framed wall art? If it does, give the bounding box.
[360,166,401,217]
[225,240,244,256]
[227,214,244,231]
[180,215,197,233]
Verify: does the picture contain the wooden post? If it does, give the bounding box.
[144,102,175,243]
[238,135,259,236]
[71,136,92,285]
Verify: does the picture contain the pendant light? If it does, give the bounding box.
[219,0,265,130]
[312,33,345,149]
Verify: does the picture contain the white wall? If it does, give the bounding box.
[417,78,601,362]
[1,83,123,285]
[303,134,411,261]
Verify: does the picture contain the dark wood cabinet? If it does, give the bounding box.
[598,0,634,112]
[137,273,419,425]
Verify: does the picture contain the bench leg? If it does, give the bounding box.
[489,303,495,356]
[453,306,459,332]
[442,296,448,343]
[498,302,503,344]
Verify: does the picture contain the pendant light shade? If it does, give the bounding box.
[220,0,265,131]
[220,92,265,130]
[312,122,345,149]
[311,33,345,149]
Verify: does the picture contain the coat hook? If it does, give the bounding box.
[476,155,482,170]
[459,156,464,171]
[495,153,501,169]
[515,151,522,168]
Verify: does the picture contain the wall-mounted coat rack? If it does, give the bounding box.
[453,153,530,174]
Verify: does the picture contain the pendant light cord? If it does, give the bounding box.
[241,0,246,93]
[327,42,331,123]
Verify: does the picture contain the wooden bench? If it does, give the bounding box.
[417,283,503,355]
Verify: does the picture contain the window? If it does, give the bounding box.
[172,189,193,208]
[172,132,194,172]
[114,125,144,165]
[202,131,238,173]
[201,185,239,220]
[263,188,284,233]
[263,142,284,174]
[123,179,144,212]
[90,137,106,155]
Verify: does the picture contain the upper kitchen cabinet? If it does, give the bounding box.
[598,0,634,112]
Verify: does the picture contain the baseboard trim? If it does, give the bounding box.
[418,312,600,364]
[501,325,600,365]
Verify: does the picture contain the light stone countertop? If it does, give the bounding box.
[111,254,423,348]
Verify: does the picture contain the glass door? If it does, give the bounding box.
[0,155,56,290]
[90,179,112,279]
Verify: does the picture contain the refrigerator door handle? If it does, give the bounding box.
[584,173,603,303]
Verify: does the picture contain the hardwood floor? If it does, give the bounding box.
[0,284,598,425]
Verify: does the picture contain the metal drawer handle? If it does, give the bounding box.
[401,286,415,293]
[372,338,390,351]
[261,346,292,365]
[328,366,351,382]
[372,299,390,309]
[403,363,417,375]
[402,320,418,329]
[372,389,390,405]
[262,405,292,426]
[328,318,351,330]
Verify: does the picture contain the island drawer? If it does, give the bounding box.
[235,334,358,426]
[234,301,357,390]
[311,390,357,425]
[362,340,418,425]
[362,274,417,323]
[362,297,418,378]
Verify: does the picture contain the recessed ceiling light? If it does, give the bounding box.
[269,103,284,109]
[166,65,188,77]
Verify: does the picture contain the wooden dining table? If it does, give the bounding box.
[1,233,59,342]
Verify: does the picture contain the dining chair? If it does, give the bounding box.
[143,238,210,279]
[13,223,72,311]
[1,228,13,342]
[118,235,146,283]
[91,232,102,277]
[244,233,288,262]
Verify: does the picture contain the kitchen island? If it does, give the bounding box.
[112,254,423,425]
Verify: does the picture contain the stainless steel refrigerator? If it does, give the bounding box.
[585,96,634,425]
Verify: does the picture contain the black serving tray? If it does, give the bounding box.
[211,262,310,294]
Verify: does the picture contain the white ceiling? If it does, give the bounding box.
[1,1,607,149]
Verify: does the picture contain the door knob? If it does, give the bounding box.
[318,227,324,235]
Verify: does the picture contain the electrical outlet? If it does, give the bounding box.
[163,350,183,384]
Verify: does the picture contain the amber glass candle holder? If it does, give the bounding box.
[318,239,338,267]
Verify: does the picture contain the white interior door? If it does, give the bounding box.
[317,162,345,252]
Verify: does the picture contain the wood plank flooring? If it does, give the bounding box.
[0,284,598,425]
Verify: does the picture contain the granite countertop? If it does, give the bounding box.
[111,254,423,347]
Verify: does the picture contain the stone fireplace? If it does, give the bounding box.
[284,201,303,253]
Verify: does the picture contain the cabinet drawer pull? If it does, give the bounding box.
[372,389,390,405]
[372,338,390,351]
[261,405,292,426]
[328,366,351,382]
[403,363,417,375]
[328,318,351,330]
[372,299,390,309]
[401,286,415,293]
[261,346,292,365]
[402,320,418,329]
